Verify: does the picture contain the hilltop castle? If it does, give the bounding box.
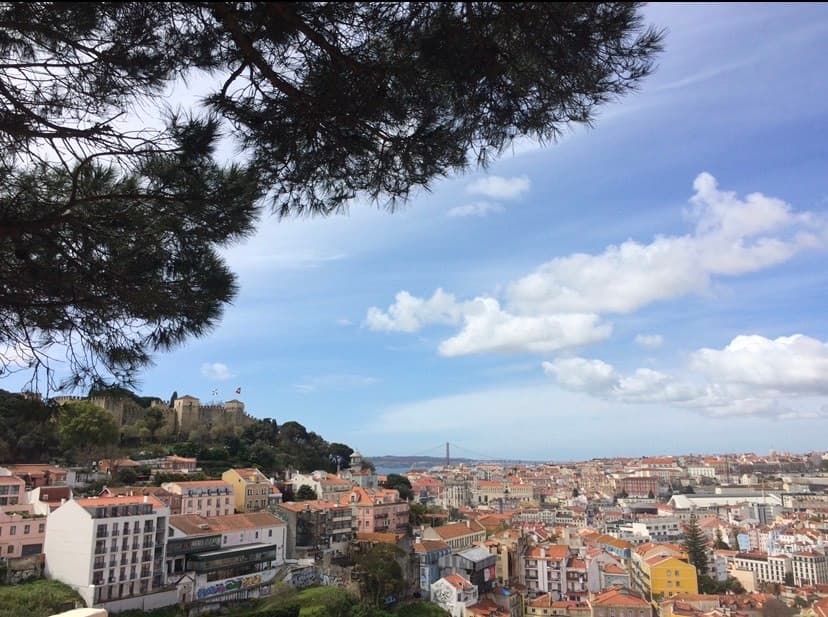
[172,395,247,434]
[52,392,252,436]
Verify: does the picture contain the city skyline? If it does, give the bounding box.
[5,4,828,460]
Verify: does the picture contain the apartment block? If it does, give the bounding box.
[44,496,171,610]
[162,481,234,517]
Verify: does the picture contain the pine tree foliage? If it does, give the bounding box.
[0,2,663,389]
[682,511,709,575]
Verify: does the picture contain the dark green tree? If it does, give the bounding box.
[0,390,60,462]
[682,512,709,575]
[296,484,318,501]
[1,2,663,390]
[169,391,179,407]
[382,474,413,501]
[355,544,407,607]
[144,407,166,442]
[115,467,138,485]
[57,400,120,465]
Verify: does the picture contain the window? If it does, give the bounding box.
[255,531,259,539]
[676,581,681,588]
[6,546,12,554]
[268,529,273,537]
[674,570,680,576]
[9,526,16,535]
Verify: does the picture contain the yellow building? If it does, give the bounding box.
[221,467,271,513]
[631,543,698,604]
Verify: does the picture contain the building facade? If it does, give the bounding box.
[222,468,272,513]
[44,496,170,609]
[162,481,234,517]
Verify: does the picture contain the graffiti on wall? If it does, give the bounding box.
[196,569,276,600]
[286,566,320,589]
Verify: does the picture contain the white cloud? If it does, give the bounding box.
[447,201,504,218]
[508,172,825,315]
[635,334,664,349]
[336,318,354,327]
[364,289,464,333]
[439,299,611,356]
[542,357,617,392]
[200,362,235,381]
[690,334,828,394]
[466,175,531,200]
[546,333,828,419]
[366,174,828,358]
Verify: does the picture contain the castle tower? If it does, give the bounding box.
[173,395,200,435]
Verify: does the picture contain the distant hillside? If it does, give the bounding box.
[369,454,550,469]
[369,455,475,469]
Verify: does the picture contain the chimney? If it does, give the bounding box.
[143,495,149,503]
[465,520,470,528]
[60,498,66,505]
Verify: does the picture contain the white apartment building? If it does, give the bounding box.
[732,552,791,585]
[687,466,717,479]
[622,517,683,543]
[161,480,234,517]
[792,551,828,586]
[44,496,172,610]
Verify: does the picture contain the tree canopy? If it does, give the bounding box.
[682,511,709,576]
[381,473,413,501]
[57,399,120,464]
[0,2,663,389]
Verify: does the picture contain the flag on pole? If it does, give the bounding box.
[235,387,241,394]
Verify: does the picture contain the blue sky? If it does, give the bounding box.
[12,4,828,461]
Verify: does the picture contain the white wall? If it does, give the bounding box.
[44,501,95,604]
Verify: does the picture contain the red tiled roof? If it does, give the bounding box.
[527,544,569,561]
[170,511,284,535]
[75,495,166,509]
[435,520,486,540]
[591,588,649,607]
[444,574,474,590]
[414,539,451,554]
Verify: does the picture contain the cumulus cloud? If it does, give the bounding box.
[466,175,531,200]
[545,333,828,420]
[542,357,618,392]
[690,334,828,394]
[366,174,828,357]
[447,201,504,218]
[507,172,825,315]
[635,334,664,349]
[364,289,464,333]
[438,299,611,356]
[200,362,235,381]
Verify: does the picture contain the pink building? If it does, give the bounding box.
[2,465,67,489]
[342,487,409,534]
[0,506,46,559]
[159,455,197,473]
[0,475,25,506]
